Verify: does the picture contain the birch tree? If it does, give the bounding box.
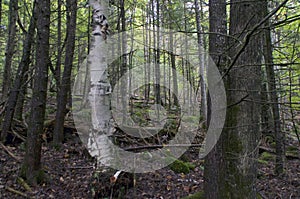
[86,0,114,169]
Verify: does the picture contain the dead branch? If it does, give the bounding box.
[68,166,94,170]
[0,143,21,162]
[11,129,26,142]
[5,186,30,198]
[259,146,299,159]
[124,144,204,152]
[222,0,289,79]
[17,177,33,193]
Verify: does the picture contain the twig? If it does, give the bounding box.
[0,100,7,116]
[0,143,21,162]
[11,129,26,142]
[227,94,249,109]
[17,177,33,193]
[5,186,30,198]
[68,166,94,170]
[222,0,289,79]
[124,144,204,151]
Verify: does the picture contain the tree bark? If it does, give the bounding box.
[204,0,227,198]
[155,0,161,110]
[53,0,77,144]
[119,0,128,124]
[194,0,207,120]
[262,0,285,175]
[219,0,263,197]
[22,0,50,185]
[55,0,62,88]
[88,0,113,168]
[1,2,36,143]
[0,0,2,26]
[1,0,18,102]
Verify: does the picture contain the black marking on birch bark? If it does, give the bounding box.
[92,9,109,40]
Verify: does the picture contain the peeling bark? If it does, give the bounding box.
[88,0,113,169]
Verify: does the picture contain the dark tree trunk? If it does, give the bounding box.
[262,0,285,175]
[0,0,2,25]
[21,0,50,185]
[204,0,227,198]
[169,32,179,107]
[1,2,36,143]
[219,0,264,197]
[145,4,151,103]
[194,0,207,120]
[260,81,272,134]
[14,85,26,121]
[1,0,18,102]
[155,0,161,108]
[53,0,77,144]
[119,0,128,123]
[143,11,150,103]
[55,0,63,88]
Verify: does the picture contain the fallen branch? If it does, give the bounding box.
[17,177,33,193]
[68,166,94,170]
[259,146,299,159]
[0,100,7,116]
[5,186,29,198]
[11,129,26,142]
[125,144,204,152]
[0,143,21,162]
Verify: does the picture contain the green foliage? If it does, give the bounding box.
[286,145,299,157]
[20,165,48,185]
[272,0,300,111]
[259,152,275,162]
[166,155,195,174]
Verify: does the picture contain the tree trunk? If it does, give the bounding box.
[143,9,150,103]
[204,0,227,198]
[53,0,77,144]
[169,32,179,107]
[55,0,62,88]
[1,2,36,143]
[119,0,128,124]
[21,0,50,185]
[219,0,263,197]
[1,0,18,102]
[14,85,26,121]
[261,81,271,134]
[88,0,113,168]
[0,0,2,26]
[194,0,207,120]
[155,0,161,111]
[262,0,285,175]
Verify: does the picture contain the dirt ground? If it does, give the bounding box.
[0,132,299,199]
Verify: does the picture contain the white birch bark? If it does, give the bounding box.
[88,0,113,168]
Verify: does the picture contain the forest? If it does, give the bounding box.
[0,0,299,198]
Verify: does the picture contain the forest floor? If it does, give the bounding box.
[0,129,300,199]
